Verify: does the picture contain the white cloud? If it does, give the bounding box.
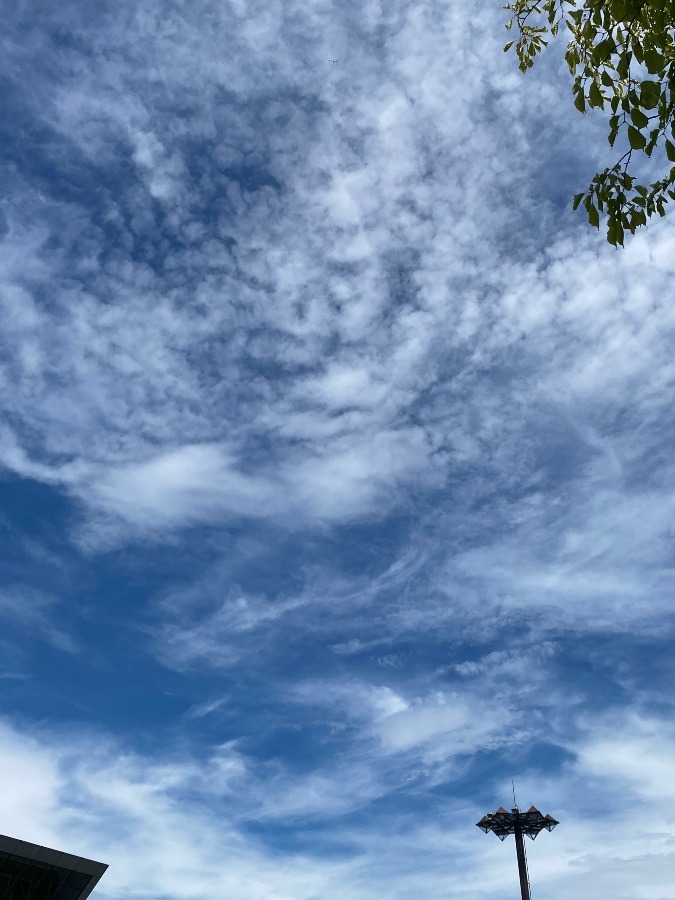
[375,694,510,760]
[0,722,340,899]
[1,0,672,560]
[1,1,675,897]
[91,444,279,527]
[575,714,675,803]
[2,708,675,899]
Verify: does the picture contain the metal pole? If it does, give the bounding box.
[514,826,531,900]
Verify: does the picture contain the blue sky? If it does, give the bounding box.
[1,0,675,897]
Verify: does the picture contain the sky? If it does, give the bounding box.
[1,1,675,897]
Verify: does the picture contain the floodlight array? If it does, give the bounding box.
[476,806,559,841]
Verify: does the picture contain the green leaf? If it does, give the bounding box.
[640,80,661,109]
[666,139,675,162]
[589,80,604,107]
[607,215,624,246]
[609,1,629,21]
[587,202,600,229]
[574,90,586,113]
[616,53,630,79]
[592,37,616,65]
[633,39,644,65]
[644,48,665,75]
[504,40,515,52]
[628,125,647,150]
[572,192,585,211]
[630,107,649,129]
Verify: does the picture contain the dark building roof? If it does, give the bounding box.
[0,833,107,899]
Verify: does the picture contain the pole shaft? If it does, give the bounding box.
[514,828,531,900]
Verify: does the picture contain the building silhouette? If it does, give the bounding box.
[0,833,107,899]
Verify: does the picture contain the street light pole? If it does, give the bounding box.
[476,804,558,900]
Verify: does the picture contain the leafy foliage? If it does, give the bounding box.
[504,1,675,245]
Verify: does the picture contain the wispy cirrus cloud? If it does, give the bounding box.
[2,701,675,898]
[1,0,675,897]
